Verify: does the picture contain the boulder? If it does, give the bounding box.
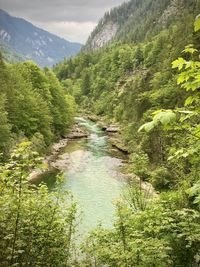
[106,125,120,133]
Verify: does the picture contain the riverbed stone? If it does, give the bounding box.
[106,125,120,133]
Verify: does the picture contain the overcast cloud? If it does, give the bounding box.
[0,0,126,43]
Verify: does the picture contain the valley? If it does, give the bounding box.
[0,0,200,266]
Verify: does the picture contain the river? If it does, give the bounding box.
[41,117,127,233]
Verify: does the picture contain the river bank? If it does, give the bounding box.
[31,116,156,197]
[29,120,90,183]
[86,114,129,154]
[85,113,157,196]
[36,117,130,231]
[29,116,157,232]
[29,115,124,183]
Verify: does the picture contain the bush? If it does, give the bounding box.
[130,152,150,180]
[150,166,172,191]
[0,142,77,266]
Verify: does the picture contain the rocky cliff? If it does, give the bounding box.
[83,0,194,51]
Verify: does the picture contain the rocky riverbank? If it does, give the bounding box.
[86,114,157,196]
[29,115,156,197]
[86,114,129,154]
[29,121,89,183]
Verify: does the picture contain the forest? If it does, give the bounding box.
[0,57,76,156]
[0,0,200,266]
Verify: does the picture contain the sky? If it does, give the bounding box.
[0,0,126,43]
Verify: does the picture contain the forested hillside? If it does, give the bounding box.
[84,0,199,50]
[0,43,26,63]
[0,54,76,158]
[55,0,200,191]
[53,0,200,265]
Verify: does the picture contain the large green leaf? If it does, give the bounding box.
[172,58,186,70]
[194,15,200,32]
[138,121,155,132]
[153,111,176,126]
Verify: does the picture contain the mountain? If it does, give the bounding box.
[84,0,197,51]
[0,43,27,63]
[0,9,82,67]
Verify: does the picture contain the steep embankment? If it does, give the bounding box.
[84,0,197,51]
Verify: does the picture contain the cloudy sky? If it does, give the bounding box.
[0,0,126,43]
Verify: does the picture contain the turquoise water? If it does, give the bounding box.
[43,118,126,233]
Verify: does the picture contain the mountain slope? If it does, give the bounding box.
[84,0,198,51]
[0,9,82,67]
[0,43,27,63]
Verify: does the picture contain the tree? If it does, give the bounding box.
[0,94,11,155]
[81,71,91,95]
[44,68,75,136]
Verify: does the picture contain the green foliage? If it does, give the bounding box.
[44,68,76,136]
[55,4,198,174]
[137,16,200,192]
[139,110,176,132]
[130,152,150,180]
[194,15,200,32]
[172,47,200,113]
[81,194,200,267]
[0,142,77,266]
[0,94,11,153]
[65,13,200,266]
[0,2,199,265]
[123,181,152,212]
[31,132,47,155]
[150,166,172,191]
[188,181,200,205]
[84,0,198,50]
[0,57,76,158]
[0,44,26,63]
